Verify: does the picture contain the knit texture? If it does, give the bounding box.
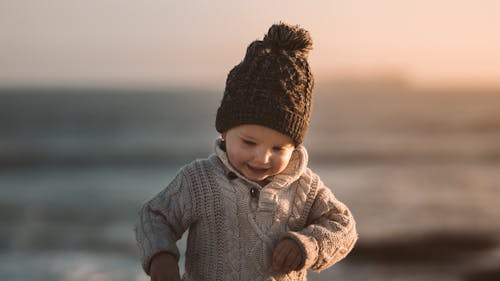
[215,22,314,145]
[135,140,357,280]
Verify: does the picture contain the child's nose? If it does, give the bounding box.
[255,149,272,164]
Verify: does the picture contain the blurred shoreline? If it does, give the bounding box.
[2,86,500,168]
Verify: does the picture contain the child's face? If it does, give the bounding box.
[222,124,295,183]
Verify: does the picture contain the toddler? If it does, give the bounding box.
[135,22,357,281]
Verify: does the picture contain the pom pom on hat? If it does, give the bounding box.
[215,22,315,145]
[263,22,313,57]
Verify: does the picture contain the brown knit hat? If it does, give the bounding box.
[215,22,314,145]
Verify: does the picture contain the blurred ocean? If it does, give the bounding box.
[1,86,500,281]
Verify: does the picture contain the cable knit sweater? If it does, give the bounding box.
[135,140,357,280]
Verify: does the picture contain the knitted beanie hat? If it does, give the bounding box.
[215,22,314,145]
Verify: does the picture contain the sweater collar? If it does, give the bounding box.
[214,138,308,189]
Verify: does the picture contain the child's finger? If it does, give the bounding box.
[273,239,302,271]
[272,244,287,271]
[282,249,303,272]
[289,251,303,271]
[274,240,295,271]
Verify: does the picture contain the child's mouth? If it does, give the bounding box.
[246,164,269,174]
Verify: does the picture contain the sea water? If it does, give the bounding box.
[1,87,499,281]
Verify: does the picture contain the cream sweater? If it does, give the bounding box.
[135,140,357,280]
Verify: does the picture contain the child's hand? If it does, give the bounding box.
[272,238,304,273]
[149,252,181,281]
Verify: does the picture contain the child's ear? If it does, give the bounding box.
[221,132,227,140]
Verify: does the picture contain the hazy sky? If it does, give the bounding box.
[1,0,499,89]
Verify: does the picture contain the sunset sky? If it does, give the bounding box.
[1,0,499,90]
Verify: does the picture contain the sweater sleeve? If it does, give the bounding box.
[283,177,358,272]
[134,168,195,274]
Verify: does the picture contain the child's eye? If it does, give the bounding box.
[272,147,284,152]
[242,139,256,146]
